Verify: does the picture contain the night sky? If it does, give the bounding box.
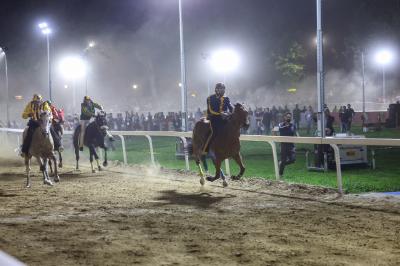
[1,0,400,116]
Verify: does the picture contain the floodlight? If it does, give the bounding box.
[210,49,240,73]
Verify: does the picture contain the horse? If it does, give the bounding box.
[73,111,109,173]
[49,109,64,174]
[23,111,60,188]
[192,103,250,187]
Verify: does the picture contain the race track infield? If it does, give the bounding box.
[0,159,399,266]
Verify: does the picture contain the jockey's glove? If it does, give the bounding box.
[221,112,230,120]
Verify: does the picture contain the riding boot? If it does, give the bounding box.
[50,126,61,150]
[21,120,39,155]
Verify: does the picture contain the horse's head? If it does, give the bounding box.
[233,103,250,130]
[39,110,52,135]
[95,111,109,133]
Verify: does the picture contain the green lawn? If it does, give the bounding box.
[107,127,400,194]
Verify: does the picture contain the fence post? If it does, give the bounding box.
[117,135,127,165]
[330,144,343,195]
[268,140,280,180]
[225,159,231,177]
[179,136,190,171]
[145,135,156,167]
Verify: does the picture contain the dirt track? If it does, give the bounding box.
[0,159,400,266]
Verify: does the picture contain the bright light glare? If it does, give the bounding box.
[38,22,48,29]
[178,82,182,87]
[132,84,138,90]
[59,56,87,80]
[375,50,394,66]
[210,49,240,73]
[89,41,96,48]
[64,84,69,89]
[41,28,52,35]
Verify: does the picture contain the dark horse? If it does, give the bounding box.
[73,111,109,173]
[192,103,250,187]
[49,109,64,174]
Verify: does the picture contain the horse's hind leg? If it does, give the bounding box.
[231,153,245,181]
[207,158,227,187]
[48,159,54,176]
[195,158,206,186]
[52,154,60,183]
[58,150,63,168]
[25,156,31,188]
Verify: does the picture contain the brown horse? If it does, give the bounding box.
[192,103,250,187]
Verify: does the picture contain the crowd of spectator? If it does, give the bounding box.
[1,103,358,136]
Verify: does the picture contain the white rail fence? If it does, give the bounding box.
[1,127,400,194]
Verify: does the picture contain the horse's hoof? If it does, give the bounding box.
[92,169,96,173]
[222,180,228,187]
[26,184,31,188]
[206,176,219,182]
[98,166,103,171]
[58,163,63,168]
[103,161,108,167]
[200,178,205,186]
[44,180,53,186]
[54,176,60,183]
[231,175,241,181]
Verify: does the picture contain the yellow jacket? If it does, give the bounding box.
[22,101,51,120]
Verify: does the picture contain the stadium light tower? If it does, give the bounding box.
[374,49,394,103]
[38,22,53,101]
[178,0,188,132]
[0,47,9,125]
[210,49,240,83]
[83,41,96,95]
[59,56,87,111]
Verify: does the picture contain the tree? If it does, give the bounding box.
[274,42,307,85]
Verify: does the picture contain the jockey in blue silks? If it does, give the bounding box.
[204,83,233,152]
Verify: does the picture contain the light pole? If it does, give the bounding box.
[316,0,325,138]
[83,41,96,96]
[374,49,394,103]
[201,52,211,96]
[178,0,188,132]
[361,52,366,114]
[38,22,52,101]
[0,47,9,125]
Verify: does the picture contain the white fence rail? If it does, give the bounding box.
[1,127,400,194]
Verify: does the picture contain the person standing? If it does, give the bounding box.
[292,104,301,130]
[278,112,297,176]
[305,105,313,135]
[345,104,355,132]
[262,107,272,135]
[340,106,348,133]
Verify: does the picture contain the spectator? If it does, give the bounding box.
[340,106,348,133]
[293,104,301,130]
[262,107,272,135]
[278,112,297,176]
[305,105,313,135]
[345,104,355,132]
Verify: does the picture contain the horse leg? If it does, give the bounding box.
[48,159,54,176]
[52,154,60,183]
[25,156,31,188]
[102,147,108,167]
[75,144,80,171]
[207,157,225,186]
[89,146,96,173]
[38,157,53,186]
[231,152,246,181]
[58,150,63,168]
[196,158,206,186]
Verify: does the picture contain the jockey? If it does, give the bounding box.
[46,100,64,151]
[79,96,113,150]
[21,94,52,156]
[204,83,233,152]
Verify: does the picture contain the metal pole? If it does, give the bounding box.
[47,34,52,101]
[382,67,386,103]
[316,0,325,138]
[4,52,9,126]
[362,52,366,113]
[178,0,188,132]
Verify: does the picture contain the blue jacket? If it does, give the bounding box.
[206,94,233,119]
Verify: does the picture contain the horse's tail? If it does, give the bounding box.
[72,125,81,160]
[192,119,211,164]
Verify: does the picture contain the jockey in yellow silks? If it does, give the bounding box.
[21,94,51,156]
